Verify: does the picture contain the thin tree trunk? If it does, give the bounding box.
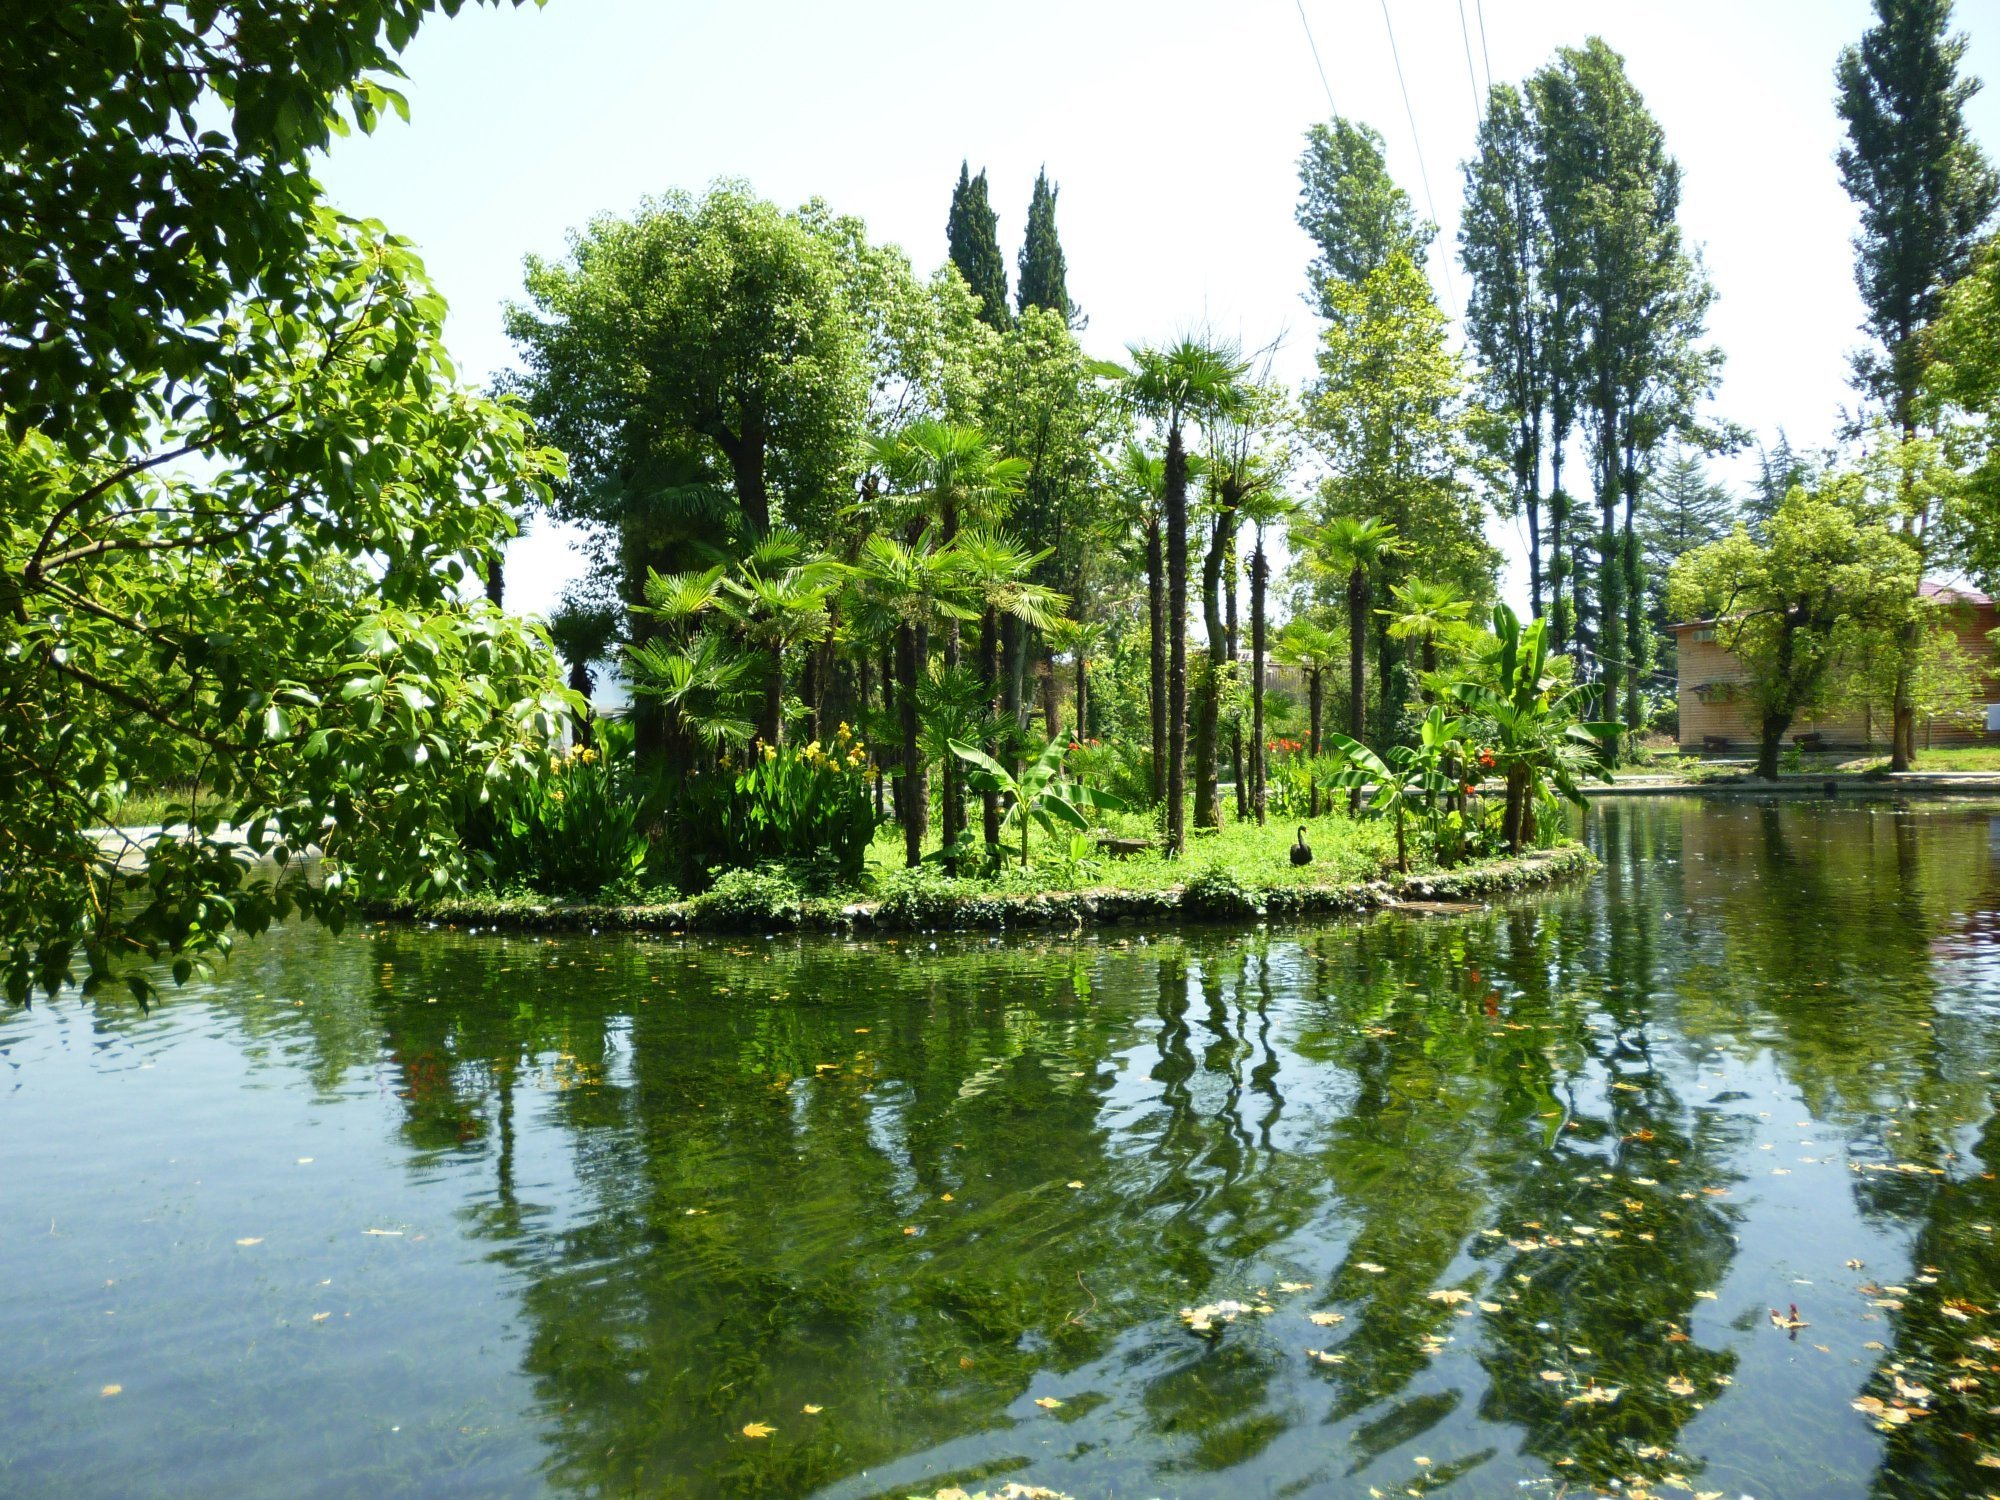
[1040,636,1059,741]
[981,607,1002,855]
[896,622,926,867]
[1075,650,1087,740]
[761,649,784,749]
[1226,521,1244,821]
[1308,667,1323,818]
[1757,714,1792,782]
[1347,563,1367,813]
[1146,515,1166,805]
[1165,424,1190,853]
[1621,440,1644,739]
[1195,511,1226,830]
[1250,537,1269,824]
[1549,421,1569,654]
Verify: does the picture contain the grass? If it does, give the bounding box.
[856,803,1405,899]
[1618,746,2000,782]
[105,783,228,827]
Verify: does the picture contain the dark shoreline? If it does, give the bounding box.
[367,844,1600,937]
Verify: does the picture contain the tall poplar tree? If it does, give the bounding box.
[1296,118,1434,320]
[1836,0,1998,437]
[1530,40,1717,740]
[1016,168,1076,324]
[1835,0,1997,768]
[1461,83,1550,620]
[947,162,1011,332]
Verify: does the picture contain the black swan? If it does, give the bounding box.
[1289,827,1313,866]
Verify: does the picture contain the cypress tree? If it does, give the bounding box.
[1016,167,1076,323]
[946,162,1011,331]
[1836,0,1998,436]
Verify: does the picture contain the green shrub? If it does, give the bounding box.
[662,726,881,890]
[473,719,653,896]
[1181,863,1259,919]
[871,864,977,927]
[690,867,805,929]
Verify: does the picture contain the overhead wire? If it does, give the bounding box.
[1474,0,1495,99]
[1294,0,1339,118]
[1457,0,1487,129]
[1375,0,1460,317]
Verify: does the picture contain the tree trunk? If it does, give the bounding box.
[567,660,595,747]
[1347,563,1367,813]
[485,551,505,608]
[1597,453,1622,749]
[1890,618,1918,771]
[1194,510,1227,830]
[1549,428,1569,654]
[863,650,885,821]
[1307,667,1324,818]
[760,649,784,749]
[1075,650,1087,741]
[981,607,1002,855]
[1250,538,1269,824]
[1040,637,1059,741]
[1502,763,1529,852]
[1757,713,1792,782]
[1226,521,1244,821]
[1146,515,1166,805]
[896,622,926,867]
[1165,423,1189,853]
[1621,441,1645,738]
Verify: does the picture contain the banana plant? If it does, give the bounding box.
[1322,707,1464,874]
[1452,603,1620,851]
[949,736,1128,868]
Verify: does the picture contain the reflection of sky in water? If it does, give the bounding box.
[3,798,1999,1499]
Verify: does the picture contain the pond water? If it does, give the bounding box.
[6,798,2000,1500]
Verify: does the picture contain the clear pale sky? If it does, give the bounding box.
[317,0,2000,618]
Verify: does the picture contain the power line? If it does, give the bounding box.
[1375,0,1460,317]
[1294,0,1338,118]
[1474,0,1495,100]
[1457,0,1486,130]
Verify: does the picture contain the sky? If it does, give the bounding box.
[318,0,2000,620]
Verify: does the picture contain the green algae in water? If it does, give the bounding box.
[4,798,2000,1498]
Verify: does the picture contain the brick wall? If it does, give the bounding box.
[1674,606,2000,752]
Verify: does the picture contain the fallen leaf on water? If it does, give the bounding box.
[362,1229,403,1237]
[235,1237,263,1247]
[1309,1311,1345,1326]
[1976,1454,2000,1468]
[1478,1301,1503,1313]
[1306,1348,1346,1365]
[1066,1181,1084,1191]
[802,1404,823,1415]
[1846,1259,1866,1270]
[1666,1376,1696,1396]
[741,1421,775,1439]
[903,1226,918,1236]
[1694,1290,1717,1301]
[1539,1370,1566,1383]
[1278,1282,1313,1294]
[1034,1396,1063,1409]
[1357,1262,1387,1275]
[311,1312,331,1322]
[100,1384,122,1397]
[1413,1456,1432,1466]
[1427,1288,1471,1306]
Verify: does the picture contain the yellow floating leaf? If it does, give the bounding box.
[1066,1181,1084,1190]
[1034,1396,1063,1409]
[1666,1376,1696,1396]
[234,1237,263,1247]
[1413,1455,1432,1466]
[1357,1262,1387,1274]
[1478,1301,1503,1313]
[1309,1311,1345,1326]
[939,1193,954,1202]
[1278,1282,1313,1294]
[100,1384,122,1397]
[1427,1288,1471,1305]
[361,1229,403,1237]
[1539,1370,1566,1383]
[802,1404,823,1415]
[1694,1290,1718,1301]
[741,1421,775,1439]
[311,1312,331,1322]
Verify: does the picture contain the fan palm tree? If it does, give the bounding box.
[1101,337,1252,853]
[1237,488,1296,823]
[1314,515,1402,757]
[714,528,840,748]
[851,529,978,867]
[1383,578,1476,694]
[1274,618,1344,816]
[869,422,1027,860]
[1107,439,1168,803]
[544,585,622,747]
[951,528,1067,858]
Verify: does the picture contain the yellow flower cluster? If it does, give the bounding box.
[796,722,868,772]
